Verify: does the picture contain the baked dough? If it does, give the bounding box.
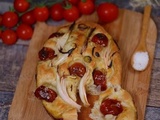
[35,22,137,120]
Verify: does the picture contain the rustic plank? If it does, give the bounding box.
[147,58,160,107]
[0,44,28,91]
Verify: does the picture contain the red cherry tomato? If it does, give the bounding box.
[100,98,123,116]
[14,0,30,12]
[78,0,95,15]
[63,5,80,22]
[2,11,18,28]
[1,29,17,45]
[92,69,107,91]
[21,10,35,25]
[68,62,86,77]
[0,14,2,25]
[39,47,57,61]
[0,30,2,38]
[91,33,108,47]
[50,3,64,21]
[16,24,33,40]
[33,6,49,22]
[34,85,57,102]
[97,2,119,23]
[68,0,79,5]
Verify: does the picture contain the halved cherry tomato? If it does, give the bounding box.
[92,69,107,91]
[1,29,17,45]
[78,0,95,15]
[100,98,123,116]
[91,33,108,47]
[2,11,18,28]
[21,10,35,25]
[68,62,86,77]
[16,24,33,40]
[63,4,80,22]
[35,85,57,102]
[50,3,64,21]
[14,0,30,13]
[97,2,119,23]
[33,6,49,22]
[39,47,57,61]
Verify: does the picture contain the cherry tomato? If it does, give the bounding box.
[100,98,123,116]
[90,0,95,3]
[1,29,17,45]
[14,0,30,12]
[0,30,2,38]
[35,85,57,102]
[2,11,18,28]
[78,0,95,15]
[50,3,64,21]
[68,62,86,77]
[91,33,108,47]
[97,2,119,23]
[92,69,107,91]
[0,14,2,25]
[63,5,80,22]
[39,47,57,61]
[33,6,49,22]
[16,24,33,40]
[21,10,35,25]
[68,0,79,5]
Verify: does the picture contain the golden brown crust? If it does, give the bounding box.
[89,87,137,120]
[36,22,136,120]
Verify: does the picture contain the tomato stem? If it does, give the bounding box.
[63,0,72,9]
[9,6,15,12]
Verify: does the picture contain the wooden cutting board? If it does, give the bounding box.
[8,9,157,120]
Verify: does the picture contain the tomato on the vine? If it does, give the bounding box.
[21,10,35,25]
[33,6,49,22]
[1,29,17,45]
[97,2,119,23]
[50,3,64,21]
[78,0,95,15]
[0,14,2,25]
[63,4,80,22]
[68,0,79,5]
[14,0,30,13]
[16,24,33,40]
[0,30,2,38]
[2,11,19,28]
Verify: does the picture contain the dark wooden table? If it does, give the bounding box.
[0,0,160,120]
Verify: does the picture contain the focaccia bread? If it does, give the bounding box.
[34,22,137,120]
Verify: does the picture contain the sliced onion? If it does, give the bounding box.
[103,47,110,69]
[78,69,90,106]
[54,53,68,66]
[56,74,81,111]
[56,32,69,49]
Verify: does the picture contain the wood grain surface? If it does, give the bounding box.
[8,9,157,120]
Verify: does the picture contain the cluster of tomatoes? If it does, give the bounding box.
[0,0,119,45]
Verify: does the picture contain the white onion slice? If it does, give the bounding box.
[54,53,68,66]
[56,32,69,49]
[103,47,110,69]
[78,69,90,106]
[56,74,81,111]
